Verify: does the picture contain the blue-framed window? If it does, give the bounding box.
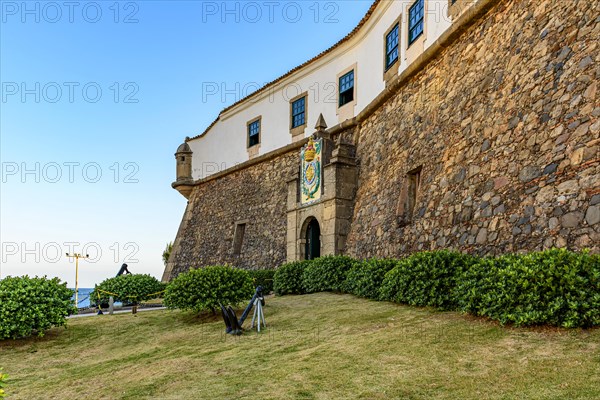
[339,70,354,107]
[386,23,399,69]
[291,96,306,128]
[248,119,260,147]
[408,0,424,45]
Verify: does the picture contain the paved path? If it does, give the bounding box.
[68,307,167,318]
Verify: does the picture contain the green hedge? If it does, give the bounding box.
[91,274,166,306]
[302,255,358,293]
[248,269,275,294]
[0,276,77,340]
[0,368,7,398]
[457,249,600,328]
[273,261,312,296]
[302,256,358,293]
[272,249,598,328]
[344,259,397,300]
[380,251,476,310]
[164,265,254,313]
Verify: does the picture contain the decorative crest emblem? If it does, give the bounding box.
[300,136,322,205]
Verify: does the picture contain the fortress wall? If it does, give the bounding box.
[168,150,297,278]
[345,0,599,258]
[166,0,598,280]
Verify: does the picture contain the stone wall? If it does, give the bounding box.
[345,0,599,258]
[165,0,598,281]
[285,130,358,262]
[167,150,297,279]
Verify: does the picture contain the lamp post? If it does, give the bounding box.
[66,253,89,308]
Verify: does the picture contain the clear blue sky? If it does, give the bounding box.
[0,0,373,287]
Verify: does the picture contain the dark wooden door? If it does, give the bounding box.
[305,219,321,260]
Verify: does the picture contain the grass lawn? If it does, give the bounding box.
[1,293,599,399]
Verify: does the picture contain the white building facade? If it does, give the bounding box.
[185,0,478,180]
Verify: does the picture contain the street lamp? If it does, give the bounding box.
[65,253,89,308]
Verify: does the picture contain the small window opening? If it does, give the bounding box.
[233,223,246,256]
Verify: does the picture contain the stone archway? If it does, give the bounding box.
[286,128,358,263]
[304,217,321,260]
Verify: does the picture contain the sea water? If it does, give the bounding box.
[70,288,124,309]
[70,288,94,308]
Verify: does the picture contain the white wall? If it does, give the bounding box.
[189,1,467,180]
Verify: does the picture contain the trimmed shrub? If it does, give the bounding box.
[164,265,254,313]
[273,261,312,296]
[344,259,398,300]
[302,255,358,293]
[0,276,77,340]
[90,274,165,306]
[0,368,7,398]
[248,269,275,294]
[380,250,476,310]
[455,255,515,320]
[272,249,598,328]
[457,249,600,327]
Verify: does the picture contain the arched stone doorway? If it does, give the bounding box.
[304,218,321,260]
[285,130,358,263]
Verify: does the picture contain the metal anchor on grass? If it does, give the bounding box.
[220,286,266,335]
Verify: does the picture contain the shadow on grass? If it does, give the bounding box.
[173,309,234,326]
[0,327,70,349]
